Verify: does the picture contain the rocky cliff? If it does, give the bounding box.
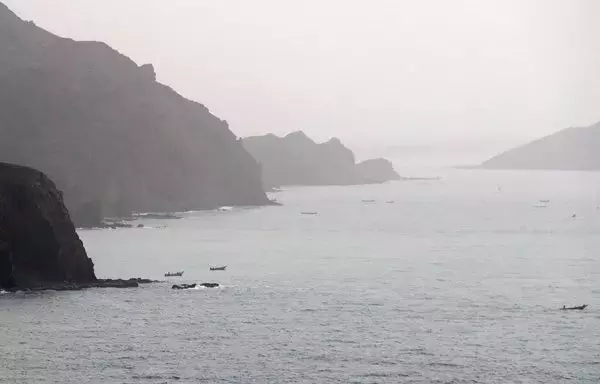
[0,2,268,226]
[0,162,95,289]
[481,122,600,171]
[242,132,400,188]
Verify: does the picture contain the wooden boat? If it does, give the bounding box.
[560,304,588,311]
[164,271,184,277]
[210,266,227,271]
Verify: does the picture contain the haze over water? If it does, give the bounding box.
[2,168,599,383]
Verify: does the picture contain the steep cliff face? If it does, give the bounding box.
[0,2,268,225]
[481,122,600,171]
[242,132,399,188]
[0,162,95,289]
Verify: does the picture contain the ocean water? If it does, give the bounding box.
[2,169,600,383]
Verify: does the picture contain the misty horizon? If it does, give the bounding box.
[4,0,600,148]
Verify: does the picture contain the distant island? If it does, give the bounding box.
[242,132,400,189]
[481,122,600,171]
[0,2,268,227]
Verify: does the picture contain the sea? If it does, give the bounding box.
[1,167,600,383]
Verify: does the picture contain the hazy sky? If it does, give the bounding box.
[5,0,600,147]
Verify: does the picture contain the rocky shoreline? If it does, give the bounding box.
[3,278,159,293]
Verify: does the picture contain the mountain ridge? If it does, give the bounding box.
[481,122,600,171]
[0,1,269,225]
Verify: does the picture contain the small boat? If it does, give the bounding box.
[164,271,184,277]
[539,199,550,203]
[386,200,395,204]
[301,211,318,215]
[210,266,227,271]
[560,304,588,311]
[362,199,376,203]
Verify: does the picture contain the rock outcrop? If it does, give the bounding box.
[242,132,400,189]
[0,2,268,227]
[481,122,600,171]
[0,162,95,289]
[0,162,157,291]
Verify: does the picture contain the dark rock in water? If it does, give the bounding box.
[8,278,159,292]
[97,278,157,286]
[0,3,269,228]
[172,283,197,290]
[78,220,133,230]
[171,283,219,289]
[242,132,400,189]
[0,162,95,290]
[136,224,144,228]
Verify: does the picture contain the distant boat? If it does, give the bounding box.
[165,271,184,277]
[210,266,227,271]
[560,304,587,311]
[572,213,577,218]
[539,199,550,203]
[301,211,318,215]
[386,200,395,204]
[362,199,376,203]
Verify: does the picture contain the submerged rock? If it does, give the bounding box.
[172,283,196,290]
[172,283,220,290]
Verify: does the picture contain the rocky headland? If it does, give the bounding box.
[0,162,154,291]
[242,131,400,189]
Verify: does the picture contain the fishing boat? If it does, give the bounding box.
[210,266,227,271]
[301,211,318,215]
[560,304,588,311]
[164,271,184,277]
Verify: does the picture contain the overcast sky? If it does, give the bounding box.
[5,0,600,148]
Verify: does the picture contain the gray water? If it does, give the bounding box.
[2,169,600,383]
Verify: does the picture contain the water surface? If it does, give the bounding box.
[2,169,600,383]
